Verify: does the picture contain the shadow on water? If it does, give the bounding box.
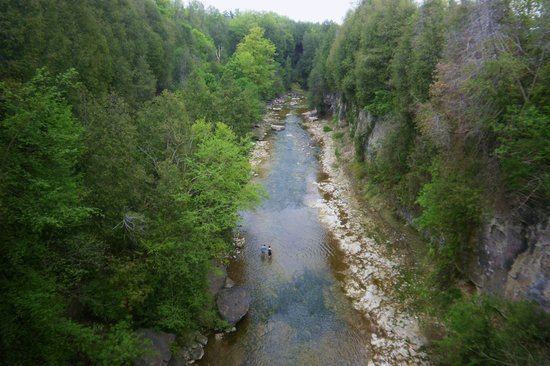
[200,107,371,366]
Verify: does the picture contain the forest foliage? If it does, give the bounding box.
[1,0,548,364]
[307,0,549,364]
[0,0,331,363]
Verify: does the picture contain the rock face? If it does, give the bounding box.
[474,211,550,311]
[326,93,550,312]
[135,329,176,366]
[207,262,227,297]
[354,109,396,163]
[216,286,251,325]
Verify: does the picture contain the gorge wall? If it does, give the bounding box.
[327,94,549,311]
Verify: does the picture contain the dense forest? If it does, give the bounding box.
[1,0,548,364]
[0,1,330,363]
[307,0,549,364]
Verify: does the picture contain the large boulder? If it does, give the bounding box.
[134,329,176,366]
[207,262,227,297]
[216,286,251,325]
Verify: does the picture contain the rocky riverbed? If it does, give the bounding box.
[303,115,429,365]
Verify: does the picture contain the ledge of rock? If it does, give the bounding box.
[216,286,251,325]
[134,329,176,366]
[271,124,285,131]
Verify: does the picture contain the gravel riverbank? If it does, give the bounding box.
[304,116,429,365]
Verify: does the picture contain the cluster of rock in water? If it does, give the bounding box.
[250,94,305,174]
[252,93,306,138]
[304,115,430,365]
[133,329,207,366]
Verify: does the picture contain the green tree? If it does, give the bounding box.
[0,70,140,365]
[226,26,278,100]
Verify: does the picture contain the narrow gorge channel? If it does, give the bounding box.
[200,97,424,365]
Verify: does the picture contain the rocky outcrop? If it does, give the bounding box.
[474,211,550,311]
[326,92,550,313]
[324,93,346,123]
[135,329,176,366]
[216,286,251,325]
[354,110,396,163]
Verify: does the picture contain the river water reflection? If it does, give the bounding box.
[200,106,371,366]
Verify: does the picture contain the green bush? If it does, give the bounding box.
[333,131,344,140]
[323,125,333,132]
[494,106,550,202]
[434,295,550,365]
[416,164,482,281]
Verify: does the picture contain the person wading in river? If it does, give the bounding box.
[261,244,268,256]
[268,245,272,257]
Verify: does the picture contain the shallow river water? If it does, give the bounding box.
[200,105,372,365]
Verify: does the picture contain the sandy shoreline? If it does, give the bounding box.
[303,117,429,365]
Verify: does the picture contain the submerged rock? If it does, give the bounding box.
[135,329,176,366]
[216,286,251,325]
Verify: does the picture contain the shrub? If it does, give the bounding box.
[494,106,550,203]
[416,163,482,281]
[333,131,344,140]
[434,295,550,365]
[323,125,333,132]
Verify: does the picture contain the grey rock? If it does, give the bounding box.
[224,277,235,289]
[216,286,251,325]
[167,341,205,366]
[167,349,189,366]
[189,345,204,361]
[194,333,208,346]
[135,329,176,366]
[270,124,285,131]
[474,211,549,311]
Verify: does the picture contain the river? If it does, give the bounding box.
[199,101,372,365]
